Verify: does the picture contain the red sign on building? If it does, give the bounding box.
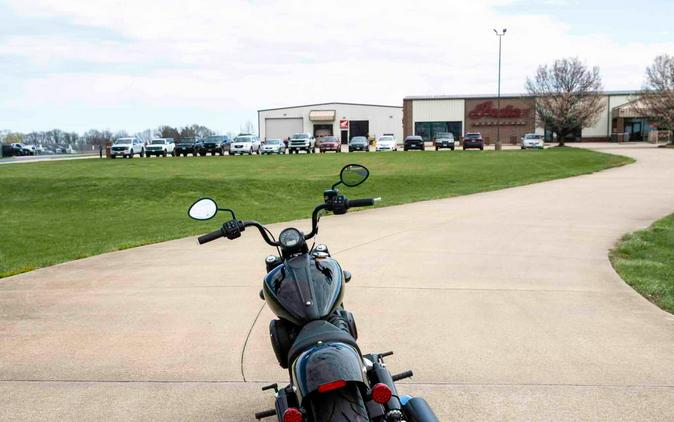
[339,119,349,129]
[468,101,530,120]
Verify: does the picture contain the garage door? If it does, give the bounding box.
[265,118,303,140]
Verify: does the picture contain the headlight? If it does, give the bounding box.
[279,228,303,248]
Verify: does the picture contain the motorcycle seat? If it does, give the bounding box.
[287,320,360,365]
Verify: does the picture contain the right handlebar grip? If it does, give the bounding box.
[347,198,375,208]
[198,228,224,244]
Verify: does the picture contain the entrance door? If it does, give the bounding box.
[313,124,333,138]
[341,130,348,144]
[626,121,643,141]
[349,120,369,139]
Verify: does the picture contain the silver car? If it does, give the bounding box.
[261,139,286,155]
[521,133,545,149]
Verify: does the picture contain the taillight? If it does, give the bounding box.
[283,408,303,422]
[317,379,347,393]
[371,383,392,404]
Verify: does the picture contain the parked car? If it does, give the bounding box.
[174,137,200,156]
[110,137,145,158]
[521,133,544,149]
[146,138,175,157]
[288,133,316,154]
[463,132,484,150]
[230,134,260,155]
[403,135,425,151]
[433,132,455,151]
[1,144,15,157]
[202,135,230,155]
[8,143,30,156]
[317,135,341,153]
[22,144,37,155]
[260,139,286,154]
[348,136,369,152]
[376,135,397,152]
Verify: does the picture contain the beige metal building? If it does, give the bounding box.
[258,102,403,143]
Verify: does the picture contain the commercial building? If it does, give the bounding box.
[403,91,655,143]
[258,102,403,143]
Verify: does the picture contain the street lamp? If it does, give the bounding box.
[493,28,506,151]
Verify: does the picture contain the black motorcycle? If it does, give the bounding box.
[188,164,438,422]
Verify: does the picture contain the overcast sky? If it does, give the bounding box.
[1,0,672,134]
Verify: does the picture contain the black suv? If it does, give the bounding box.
[201,135,230,156]
[404,136,425,151]
[175,137,200,156]
[463,133,484,150]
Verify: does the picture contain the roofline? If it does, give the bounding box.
[258,101,402,112]
[404,90,640,101]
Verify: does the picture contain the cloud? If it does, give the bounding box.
[1,0,672,132]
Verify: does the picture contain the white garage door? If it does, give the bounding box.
[265,118,303,140]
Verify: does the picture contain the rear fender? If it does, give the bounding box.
[291,342,366,403]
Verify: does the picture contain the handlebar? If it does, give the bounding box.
[241,220,279,247]
[196,196,379,246]
[198,228,224,244]
[254,409,276,419]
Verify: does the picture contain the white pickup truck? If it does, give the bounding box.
[146,138,175,157]
[288,133,315,154]
[110,137,145,159]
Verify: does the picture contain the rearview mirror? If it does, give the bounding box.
[188,198,218,220]
[340,164,369,187]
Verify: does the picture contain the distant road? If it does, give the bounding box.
[0,154,98,165]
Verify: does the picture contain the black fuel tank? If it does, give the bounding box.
[263,254,344,326]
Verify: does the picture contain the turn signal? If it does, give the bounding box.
[371,383,392,404]
[318,379,347,393]
[283,408,303,422]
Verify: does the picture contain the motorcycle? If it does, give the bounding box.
[188,164,439,422]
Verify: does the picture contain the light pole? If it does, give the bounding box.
[493,28,506,151]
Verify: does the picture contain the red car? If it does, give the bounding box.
[318,135,341,153]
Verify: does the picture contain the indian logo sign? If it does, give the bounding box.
[468,101,531,120]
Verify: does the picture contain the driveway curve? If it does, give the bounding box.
[1,143,673,421]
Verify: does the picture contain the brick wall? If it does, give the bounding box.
[464,97,536,144]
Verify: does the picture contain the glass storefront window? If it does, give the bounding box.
[415,122,462,141]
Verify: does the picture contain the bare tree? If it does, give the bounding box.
[157,125,181,140]
[526,58,605,146]
[637,54,674,142]
[135,129,153,143]
[180,124,214,139]
[240,121,255,135]
[2,131,24,144]
[112,130,129,140]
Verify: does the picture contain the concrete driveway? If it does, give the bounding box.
[1,144,673,421]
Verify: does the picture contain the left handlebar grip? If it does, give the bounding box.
[346,198,375,208]
[198,228,224,244]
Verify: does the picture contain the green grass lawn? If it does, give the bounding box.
[0,148,631,278]
[610,213,674,314]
